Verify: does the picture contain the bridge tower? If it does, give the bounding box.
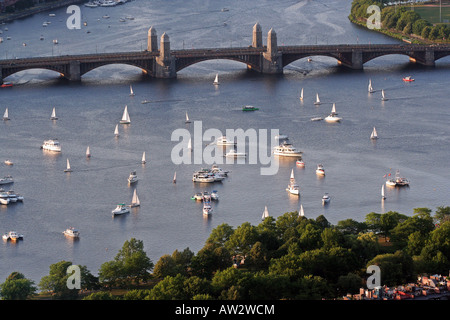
[147,26,158,52]
[252,23,262,48]
[262,28,282,74]
[155,32,176,78]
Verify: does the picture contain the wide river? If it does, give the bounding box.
[1,0,449,285]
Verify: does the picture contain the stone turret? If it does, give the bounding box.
[267,28,277,57]
[155,32,176,78]
[252,23,262,48]
[147,26,158,52]
[160,32,171,61]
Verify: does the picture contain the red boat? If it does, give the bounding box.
[1,82,13,88]
[402,76,414,82]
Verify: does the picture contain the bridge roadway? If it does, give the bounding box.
[1,44,450,81]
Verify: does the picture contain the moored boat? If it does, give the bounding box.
[112,203,130,216]
[242,105,259,111]
[322,193,331,204]
[2,231,23,241]
[316,164,325,176]
[127,171,138,184]
[273,141,303,157]
[386,170,410,187]
[63,227,80,238]
[0,175,14,185]
[41,139,61,152]
[286,169,300,195]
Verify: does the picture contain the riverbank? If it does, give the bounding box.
[0,0,84,24]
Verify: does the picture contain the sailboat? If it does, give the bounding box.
[141,152,146,164]
[173,171,176,184]
[370,127,378,140]
[188,138,192,150]
[213,73,219,85]
[185,111,191,124]
[299,204,305,217]
[381,184,386,200]
[381,89,388,101]
[86,146,91,158]
[64,158,72,172]
[3,108,9,120]
[114,124,119,137]
[368,79,374,93]
[120,105,130,124]
[262,206,269,220]
[286,169,300,195]
[314,93,321,105]
[324,103,342,122]
[299,88,304,101]
[130,189,140,207]
[129,85,135,96]
[50,107,58,120]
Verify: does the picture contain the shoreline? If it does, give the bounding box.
[0,0,84,24]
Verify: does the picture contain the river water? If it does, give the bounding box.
[0,0,449,285]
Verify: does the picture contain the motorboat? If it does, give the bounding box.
[202,201,212,215]
[0,175,14,185]
[403,76,414,82]
[0,189,10,205]
[7,190,17,203]
[273,141,303,157]
[386,170,410,187]
[4,159,13,165]
[211,190,219,201]
[275,134,289,140]
[1,82,13,88]
[225,150,246,158]
[127,171,138,184]
[316,164,325,176]
[202,191,211,202]
[296,159,305,167]
[322,193,331,204]
[211,164,229,176]
[63,227,80,238]
[242,105,259,111]
[324,103,342,122]
[286,169,300,195]
[112,203,130,216]
[192,172,214,183]
[216,136,236,146]
[41,139,61,152]
[84,2,98,7]
[191,193,203,201]
[310,117,323,121]
[2,231,23,241]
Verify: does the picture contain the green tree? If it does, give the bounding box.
[98,238,154,287]
[0,272,36,300]
[205,223,234,248]
[146,274,188,300]
[434,206,450,225]
[368,251,414,286]
[190,244,231,279]
[225,222,258,257]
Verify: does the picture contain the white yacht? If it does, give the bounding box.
[2,231,23,241]
[324,103,342,122]
[286,169,300,195]
[7,190,17,203]
[0,189,10,205]
[63,227,80,238]
[273,142,303,157]
[127,171,138,184]
[316,164,325,176]
[211,190,219,201]
[112,203,130,216]
[41,139,61,152]
[4,159,13,165]
[192,172,215,183]
[322,193,331,204]
[296,159,305,167]
[202,201,212,216]
[0,175,14,185]
[216,136,236,146]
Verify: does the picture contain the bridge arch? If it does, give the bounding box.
[80,62,152,78]
[282,52,352,69]
[175,56,261,73]
[1,66,67,80]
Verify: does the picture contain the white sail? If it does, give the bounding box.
[129,85,134,96]
[141,151,146,164]
[299,204,305,217]
[131,189,140,207]
[114,124,119,137]
[3,108,9,120]
[370,127,378,139]
[64,158,72,172]
[173,171,177,183]
[290,168,295,180]
[368,79,374,93]
[120,105,130,124]
[262,206,269,220]
[86,146,91,158]
[381,184,386,200]
[331,103,336,114]
[300,88,303,101]
[188,138,192,150]
[381,90,387,101]
[185,111,191,123]
[50,107,58,120]
[213,73,219,85]
[314,93,321,105]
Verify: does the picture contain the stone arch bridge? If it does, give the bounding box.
[1,24,449,82]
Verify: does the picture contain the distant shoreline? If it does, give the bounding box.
[0,0,84,24]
